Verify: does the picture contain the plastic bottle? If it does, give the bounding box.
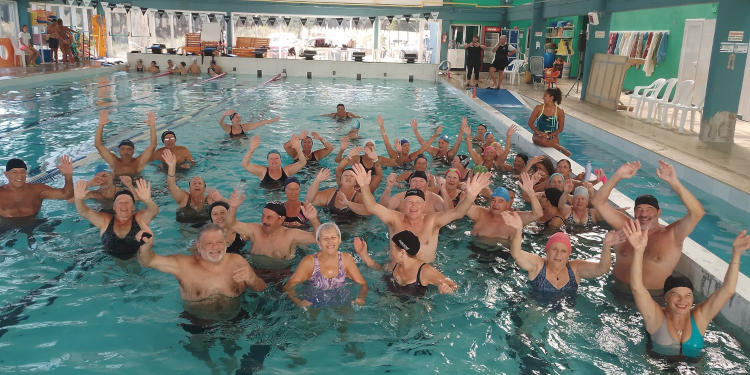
[235,178,247,193]
[583,161,592,181]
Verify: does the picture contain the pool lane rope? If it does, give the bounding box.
[28,73,282,184]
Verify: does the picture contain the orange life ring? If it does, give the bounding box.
[0,38,15,67]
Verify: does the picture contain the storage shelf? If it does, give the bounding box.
[546,36,573,39]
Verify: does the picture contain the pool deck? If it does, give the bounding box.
[445,72,750,196]
[0,61,109,80]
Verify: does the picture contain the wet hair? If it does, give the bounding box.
[21,24,28,30]
[180,62,186,67]
[515,153,529,163]
[545,88,562,105]
[315,222,341,242]
[557,159,571,170]
[544,188,563,206]
[536,155,556,175]
[337,103,345,108]
[198,223,225,242]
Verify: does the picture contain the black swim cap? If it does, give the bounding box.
[663,274,693,294]
[208,201,230,221]
[544,188,563,207]
[392,230,420,256]
[113,189,135,202]
[282,177,300,190]
[161,130,176,142]
[264,202,286,217]
[404,189,426,201]
[409,171,428,182]
[118,140,135,149]
[5,158,27,171]
[516,153,529,163]
[635,194,660,210]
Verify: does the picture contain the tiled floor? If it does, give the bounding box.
[0,61,107,80]
[447,71,750,195]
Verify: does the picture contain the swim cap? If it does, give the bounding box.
[482,146,496,156]
[484,131,493,141]
[161,130,176,142]
[266,149,281,158]
[516,153,529,163]
[392,230,420,256]
[113,189,135,202]
[282,177,300,190]
[490,186,511,202]
[229,112,238,120]
[94,164,110,175]
[663,274,694,294]
[634,194,659,210]
[545,232,571,254]
[444,168,460,178]
[573,186,589,198]
[351,120,361,130]
[440,134,451,143]
[400,139,409,145]
[208,201,230,220]
[5,158,27,171]
[472,165,488,174]
[544,188,563,206]
[548,173,564,183]
[263,202,286,217]
[414,154,428,164]
[409,171,428,182]
[404,189,425,200]
[477,123,487,130]
[118,140,135,149]
[363,139,375,147]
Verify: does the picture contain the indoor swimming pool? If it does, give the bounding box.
[0,72,748,373]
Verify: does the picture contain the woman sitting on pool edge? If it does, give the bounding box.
[506,211,614,299]
[241,135,307,189]
[354,230,458,296]
[284,222,368,308]
[528,88,571,157]
[626,220,750,358]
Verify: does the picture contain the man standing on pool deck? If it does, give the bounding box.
[95,109,157,176]
[137,224,266,320]
[150,130,195,169]
[0,156,74,218]
[225,191,321,281]
[351,163,491,263]
[591,160,705,293]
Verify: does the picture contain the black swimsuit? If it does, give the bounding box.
[176,197,210,224]
[229,126,246,138]
[101,217,142,260]
[386,263,428,297]
[226,233,247,254]
[327,189,358,216]
[260,168,288,189]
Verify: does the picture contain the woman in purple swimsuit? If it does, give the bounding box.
[283,222,368,308]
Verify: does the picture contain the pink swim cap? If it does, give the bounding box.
[545,232,571,254]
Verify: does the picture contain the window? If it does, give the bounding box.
[153,12,171,46]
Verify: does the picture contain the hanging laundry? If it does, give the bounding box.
[630,32,640,58]
[614,32,623,54]
[620,32,632,56]
[634,32,644,59]
[656,32,668,64]
[608,32,619,54]
[643,32,662,76]
[642,32,654,59]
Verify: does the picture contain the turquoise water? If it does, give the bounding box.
[0,73,748,373]
[491,102,750,276]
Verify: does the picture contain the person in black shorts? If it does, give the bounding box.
[489,35,516,90]
[464,36,487,87]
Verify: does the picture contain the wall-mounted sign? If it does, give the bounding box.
[594,30,605,38]
[734,43,748,54]
[728,31,744,42]
[720,42,735,53]
[534,31,542,37]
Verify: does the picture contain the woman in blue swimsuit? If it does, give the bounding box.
[626,220,750,358]
[528,88,571,157]
[505,211,613,297]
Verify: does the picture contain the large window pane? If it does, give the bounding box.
[129,11,151,53]
[191,14,202,33]
[110,12,128,58]
[73,8,84,29]
[154,12,171,46]
[173,14,189,46]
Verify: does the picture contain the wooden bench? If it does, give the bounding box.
[233,37,270,57]
[181,33,201,55]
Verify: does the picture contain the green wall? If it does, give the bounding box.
[610,3,717,90]
[544,15,583,78]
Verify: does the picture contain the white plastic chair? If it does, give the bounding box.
[660,80,693,129]
[10,37,26,67]
[627,78,664,113]
[643,78,677,122]
[675,84,706,133]
[634,78,667,118]
[503,59,524,85]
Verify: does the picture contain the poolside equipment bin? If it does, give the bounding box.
[404,53,417,63]
[150,44,166,54]
[302,50,317,60]
[352,51,365,62]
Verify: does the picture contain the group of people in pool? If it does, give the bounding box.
[2,100,748,360]
[125,58,223,77]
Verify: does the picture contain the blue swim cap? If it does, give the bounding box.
[548,173,564,183]
[484,132,493,141]
[351,120,361,130]
[400,139,409,145]
[491,186,510,202]
[282,177,300,190]
[94,164,110,175]
[266,149,281,158]
[440,134,451,143]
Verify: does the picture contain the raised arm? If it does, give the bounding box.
[218,109,234,133]
[379,173,398,206]
[378,115,398,159]
[656,160,705,241]
[352,163,398,226]
[299,203,321,235]
[306,168,331,205]
[591,162,640,230]
[136,112,157,170]
[95,109,118,166]
[40,155,74,200]
[462,122,483,164]
[694,231,749,330]
[573,230,618,279]
[73,180,110,230]
[410,125,442,159]
[132,178,159,223]
[137,233,182,275]
[558,179,574,218]
[624,219,664,333]
[334,137,350,163]
[411,119,429,147]
[434,172,491,227]
[353,237,384,271]
[503,211,543,275]
[311,132,335,160]
[163,149,188,206]
[517,172,543,225]
[283,138,307,176]
[242,115,280,132]
[447,119,466,159]
[241,135,267,179]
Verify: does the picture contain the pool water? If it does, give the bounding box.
[0,73,748,373]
